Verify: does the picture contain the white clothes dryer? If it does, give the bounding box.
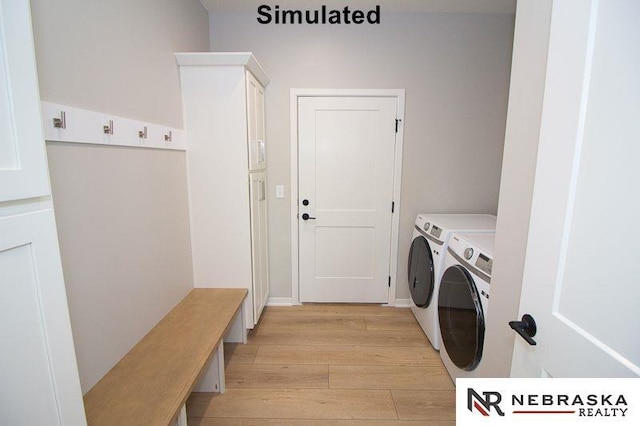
[408,214,496,350]
[438,232,495,382]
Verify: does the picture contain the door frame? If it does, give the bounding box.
[289,89,405,306]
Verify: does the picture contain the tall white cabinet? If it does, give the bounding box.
[0,0,85,424]
[177,53,269,327]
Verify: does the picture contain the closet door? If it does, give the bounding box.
[249,171,269,324]
[246,71,266,171]
[0,0,50,202]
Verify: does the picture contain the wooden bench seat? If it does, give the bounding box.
[83,288,247,425]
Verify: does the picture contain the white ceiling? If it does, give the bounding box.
[200,0,516,15]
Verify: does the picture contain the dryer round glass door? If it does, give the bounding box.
[407,236,435,308]
[438,265,485,371]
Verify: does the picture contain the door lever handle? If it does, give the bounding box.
[509,314,537,346]
[301,213,316,221]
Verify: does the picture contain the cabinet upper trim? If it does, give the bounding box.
[175,52,270,87]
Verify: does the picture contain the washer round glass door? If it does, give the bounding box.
[407,235,435,308]
[438,265,485,371]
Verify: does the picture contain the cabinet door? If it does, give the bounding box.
[0,1,85,423]
[0,209,86,425]
[0,0,50,202]
[246,71,267,171]
[249,171,269,324]
[257,172,269,314]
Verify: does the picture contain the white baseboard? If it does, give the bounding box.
[393,298,412,308]
[266,297,294,306]
[267,297,410,308]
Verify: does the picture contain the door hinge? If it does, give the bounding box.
[391,201,395,213]
[388,276,391,287]
[395,119,402,133]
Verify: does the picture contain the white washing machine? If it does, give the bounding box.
[438,231,495,382]
[408,214,496,350]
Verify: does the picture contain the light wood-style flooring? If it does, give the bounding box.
[187,304,455,425]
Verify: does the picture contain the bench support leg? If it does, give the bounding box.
[172,405,187,426]
[193,306,246,394]
[192,340,225,393]
[216,343,226,393]
[224,305,247,343]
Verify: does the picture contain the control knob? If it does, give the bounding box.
[464,247,474,260]
[423,222,430,232]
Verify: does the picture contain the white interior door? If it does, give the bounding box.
[298,96,397,303]
[511,0,640,378]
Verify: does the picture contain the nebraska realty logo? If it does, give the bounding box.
[468,387,627,417]
[457,379,639,425]
[468,388,505,416]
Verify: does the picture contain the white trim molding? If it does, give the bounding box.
[175,52,269,87]
[289,88,406,307]
[266,297,294,307]
[393,299,412,308]
[41,102,186,150]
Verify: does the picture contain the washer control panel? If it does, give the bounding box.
[475,253,493,276]
[430,225,442,239]
[448,232,495,282]
[414,215,445,244]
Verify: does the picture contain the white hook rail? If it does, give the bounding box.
[41,102,186,151]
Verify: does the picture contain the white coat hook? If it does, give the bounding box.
[103,120,114,135]
[164,130,172,142]
[138,126,147,139]
[53,111,66,129]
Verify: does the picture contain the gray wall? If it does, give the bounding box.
[31,0,208,128]
[209,12,514,300]
[30,0,209,392]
